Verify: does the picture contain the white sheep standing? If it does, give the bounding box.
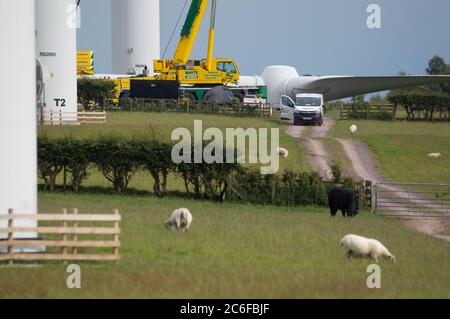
[349,125,358,135]
[340,234,396,264]
[164,208,193,232]
[428,153,442,158]
[277,147,289,159]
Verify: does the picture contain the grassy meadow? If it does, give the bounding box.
[1,192,449,298]
[330,120,450,184]
[2,113,448,299]
[38,112,310,192]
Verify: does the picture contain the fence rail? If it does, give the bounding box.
[0,208,121,264]
[109,98,274,118]
[340,104,396,120]
[374,182,450,218]
[39,110,107,125]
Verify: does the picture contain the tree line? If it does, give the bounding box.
[37,137,351,207]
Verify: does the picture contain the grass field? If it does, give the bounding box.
[3,113,448,299]
[1,192,449,298]
[38,112,310,192]
[330,120,450,184]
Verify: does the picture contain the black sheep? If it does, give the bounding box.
[328,187,359,217]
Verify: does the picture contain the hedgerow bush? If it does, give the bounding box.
[133,139,176,198]
[38,137,65,192]
[229,170,330,207]
[38,137,92,192]
[388,92,450,121]
[37,137,346,207]
[176,144,242,200]
[91,138,141,194]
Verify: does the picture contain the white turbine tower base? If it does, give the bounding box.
[36,0,78,125]
[0,0,38,248]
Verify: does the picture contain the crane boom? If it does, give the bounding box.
[173,0,209,65]
[206,0,217,71]
[152,0,240,86]
[112,0,265,103]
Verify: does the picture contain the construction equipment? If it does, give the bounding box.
[152,0,239,85]
[111,0,266,104]
[77,50,95,75]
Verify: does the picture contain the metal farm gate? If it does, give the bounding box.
[374,182,450,219]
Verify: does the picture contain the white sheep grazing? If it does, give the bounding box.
[164,208,193,232]
[428,153,442,158]
[349,125,358,135]
[278,147,289,159]
[340,234,396,264]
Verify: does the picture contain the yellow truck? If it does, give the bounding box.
[114,0,266,103]
[152,0,239,86]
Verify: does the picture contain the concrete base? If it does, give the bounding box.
[0,238,46,253]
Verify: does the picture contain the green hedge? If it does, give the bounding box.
[388,93,450,121]
[38,137,91,192]
[229,170,328,206]
[37,137,344,207]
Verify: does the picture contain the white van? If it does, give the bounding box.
[280,93,324,126]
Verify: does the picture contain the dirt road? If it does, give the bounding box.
[336,138,450,242]
[286,120,334,180]
[286,119,450,242]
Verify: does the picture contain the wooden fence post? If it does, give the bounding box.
[7,209,14,265]
[62,208,68,260]
[113,209,120,259]
[358,181,364,212]
[371,183,377,213]
[73,208,78,255]
[0,210,122,264]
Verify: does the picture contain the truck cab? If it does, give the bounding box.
[280,93,324,126]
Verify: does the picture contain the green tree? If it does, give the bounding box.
[351,95,366,104]
[426,55,449,94]
[369,93,387,105]
[443,65,450,96]
[426,55,447,75]
[78,78,116,110]
[91,138,141,194]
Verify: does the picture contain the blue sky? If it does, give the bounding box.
[77,0,450,76]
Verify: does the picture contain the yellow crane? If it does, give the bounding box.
[113,0,267,103]
[153,0,240,85]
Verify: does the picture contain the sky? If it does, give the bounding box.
[77,0,450,76]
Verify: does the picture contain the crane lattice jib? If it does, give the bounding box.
[181,0,203,37]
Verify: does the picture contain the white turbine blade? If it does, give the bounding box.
[287,75,450,101]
